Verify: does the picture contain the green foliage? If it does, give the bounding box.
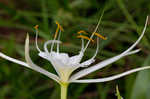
[130,55,150,99]
[0,0,150,99]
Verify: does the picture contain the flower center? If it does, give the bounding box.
[34,20,107,83]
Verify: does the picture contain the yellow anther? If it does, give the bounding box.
[77,30,88,35]
[77,35,94,42]
[93,32,107,40]
[54,26,59,38]
[34,25,39,30]
[55,21,64,32]
[54,21,64,39]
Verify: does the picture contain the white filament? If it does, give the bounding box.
[44,40,61,53]
[35,30,42,52]
[57,30,62,53]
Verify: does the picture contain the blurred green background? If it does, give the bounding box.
[0,0,150,99]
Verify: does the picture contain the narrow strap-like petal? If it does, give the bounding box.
[69,16,148,81]
[79,47,139,68]
[0,52,29,67]
[25,34,60,83]
[0,51,60,83]
[70,66,150,83]
[70,49,140,81]
[122,16,148,54]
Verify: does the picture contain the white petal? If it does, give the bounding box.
[25,34,60,83]
[0,52,29,67]
[125,49,141,55]
[69,16,148,81]
[0,51,60,83]
[122,16,148,54]
[70,49,140,81]
[70,66,150,83]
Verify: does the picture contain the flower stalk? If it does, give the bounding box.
[60,83,69,99]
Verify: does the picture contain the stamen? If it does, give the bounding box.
[55,21,64,32]
[44,40,62,53]
[77,35,94,42]
[57,30,62,53]
[54,25,60,39]
[34,25,39,30]
[79,37,100,67]
[51,21,64,52]
[54,21,64,39]
[77,30,88,35]
[34,25,42,52]
[93,32,107,40]
[92,37,99,59]
[77,30,88,52]
[81,38,84,52]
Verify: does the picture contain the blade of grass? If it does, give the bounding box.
[41,0,49,32]
[116,0,149,46]
[130,55,150,99]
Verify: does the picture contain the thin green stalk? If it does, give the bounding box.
[61,83,69,99]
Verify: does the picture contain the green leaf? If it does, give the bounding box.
[130,55,150,99]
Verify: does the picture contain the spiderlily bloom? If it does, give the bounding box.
[0,16,150,99]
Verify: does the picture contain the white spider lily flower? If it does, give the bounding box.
[0,16,150,86]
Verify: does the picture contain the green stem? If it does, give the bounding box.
[61,83,68,99]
